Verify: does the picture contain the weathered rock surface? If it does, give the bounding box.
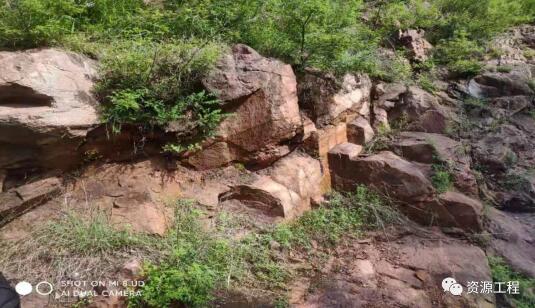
[398,29,433,62]
[298,69,371,126]
[0,49,98,174]
[330,151,435,203]
[487,208,535,278]
[328,149,484,231]
[347,117,374,145]
[0,177,61,226]
[190,44,302,169]
[220,152,322,220]
[374,84,452,134]
[391,131,478,196]
[292,232,494,308]
[438,191,483,232]
[468,73,534,99]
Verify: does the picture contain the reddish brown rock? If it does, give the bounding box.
[347,117,374,145]
[374,85,452,134]
[391,131,478,196]
[398,29,433,62]
[0,49,98,173]
[331,151,434,203]
[298,69,372,126]
[188,44,302,169]
[0,177,61,226]
[438,191,483,232]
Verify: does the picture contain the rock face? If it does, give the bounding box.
[468,73,534,99]
[219,152,322,220]
[374,84,452,134]
[487,209,535,278]
[330,151,435,203]
[328,149,483,231]
[298,69,372,126]
[390,132,478,196]
[398,29,433,62]
[190,44,302,169]
[293,233,494,308]
[438,191,483,232]
[0,177,61,226]
[347,117,374,145]
[0,49,99,174]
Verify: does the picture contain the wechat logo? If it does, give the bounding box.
[442,277,463,296]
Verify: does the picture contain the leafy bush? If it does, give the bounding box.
[0,0,145,49]
[489,256,535,308]
[97,39,225,135]
[431,164,453,193]
[45,210,148,255]
[435,30,483,77]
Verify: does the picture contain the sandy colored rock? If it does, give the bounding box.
[220,152,322,220]
[298,69,372,126]
[0,177,61,226]
[192,44,302,169]
[347,117,374,145]
[0,48,98,172]
[438,191,483,232]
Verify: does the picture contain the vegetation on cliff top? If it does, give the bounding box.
[1,0,534,135]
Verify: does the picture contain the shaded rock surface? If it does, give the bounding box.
[189,44,302,170]
[374,84,453,134]
[0,49,98,174]
[292,232,494,308]
[390,131,478,196]
[220,152,322,220]
[298,69,371,127]
[0,177,61,226]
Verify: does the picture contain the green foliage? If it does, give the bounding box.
[46,210,148,255]
[133,186,402,307]
[272,185,403,249]
[97,40,224,135]
[431,163,453,193]
[0,0,145,49]
[496,65,513,73]
[417,73,438,94]
[528,79,535,92]
[488,256,535,308]
[435,30,483,77]
[132,200,237,307]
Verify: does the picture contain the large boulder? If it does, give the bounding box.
[328,149,483,231]
[0,49,99,174]
[438,191,483,232]
[398,29,433,62]
[187,45,302,169]
[219,152,322,220]
[0,177,61,226]
[390,132,478,196]
[374,85,452,134]
[329,150,435,203]
[468,73,534,99]
[298,69,371,127]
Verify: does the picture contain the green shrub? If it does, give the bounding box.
[97,40,225,135]
[489,256,535,308]
[435,30,483,77]
[497,65,513,73]
[46,210,147,255]
[136,261,217,307]
[431,164,453,193]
